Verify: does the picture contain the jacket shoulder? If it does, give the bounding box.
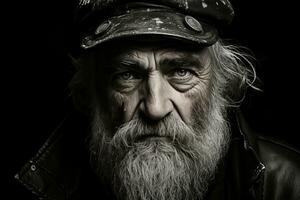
[256,136,300,200]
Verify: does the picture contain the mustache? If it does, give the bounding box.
[109,113,199,150]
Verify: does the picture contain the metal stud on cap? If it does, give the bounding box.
[184,16,203,33]
[95,20,112,35]
[81,36,94,48]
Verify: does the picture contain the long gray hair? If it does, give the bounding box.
[209,41,259,107]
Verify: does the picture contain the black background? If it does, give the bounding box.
[5,0,299,198]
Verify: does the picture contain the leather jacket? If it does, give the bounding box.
[14,110,300,200]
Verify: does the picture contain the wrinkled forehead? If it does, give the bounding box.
[88,39,210,64]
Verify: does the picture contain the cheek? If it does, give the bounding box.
[188,82,213,117]
[109,91,126,121]
[173,81,212,124]
[109,91,139,123]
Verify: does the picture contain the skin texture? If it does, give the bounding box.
[87,41,231,200]
[71,39,256,200]
[92,42,212,131]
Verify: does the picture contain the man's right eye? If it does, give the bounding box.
[118,72,134,80]
[112,68,143,83]
[111,71,142,92]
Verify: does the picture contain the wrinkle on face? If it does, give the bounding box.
[94,42,213,126]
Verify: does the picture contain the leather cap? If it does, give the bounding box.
[75,0,234,50]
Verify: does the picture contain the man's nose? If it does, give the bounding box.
[140,72,173,120]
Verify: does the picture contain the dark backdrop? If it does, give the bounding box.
[5,0,299,198]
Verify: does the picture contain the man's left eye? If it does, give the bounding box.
[174,69,191,77]
[170,68,195,80]
[167,68,198,91]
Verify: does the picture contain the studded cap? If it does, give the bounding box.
[74,0,234,50]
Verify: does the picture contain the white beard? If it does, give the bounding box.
[89,93,230,200]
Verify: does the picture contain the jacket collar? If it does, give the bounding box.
[15,110,265,200]
[235,110,265,183]
[14,112,90,200]
[225,110,265,199]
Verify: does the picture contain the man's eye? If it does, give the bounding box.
[170,68,195,80]
[174,69,191,77]
[121,72,133,80]
[166,68,200,92]
[111,71,141,92]
[118,72,135,80]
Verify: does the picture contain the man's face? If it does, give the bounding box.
[88,41,230,200]
[94,42,212,127]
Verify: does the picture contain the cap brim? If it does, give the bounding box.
[81,8,218,49]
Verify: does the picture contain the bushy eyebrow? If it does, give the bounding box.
[159,57,204,70]
[101,57,142,73]
[102,51,206,73]
[120,59,140,67]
